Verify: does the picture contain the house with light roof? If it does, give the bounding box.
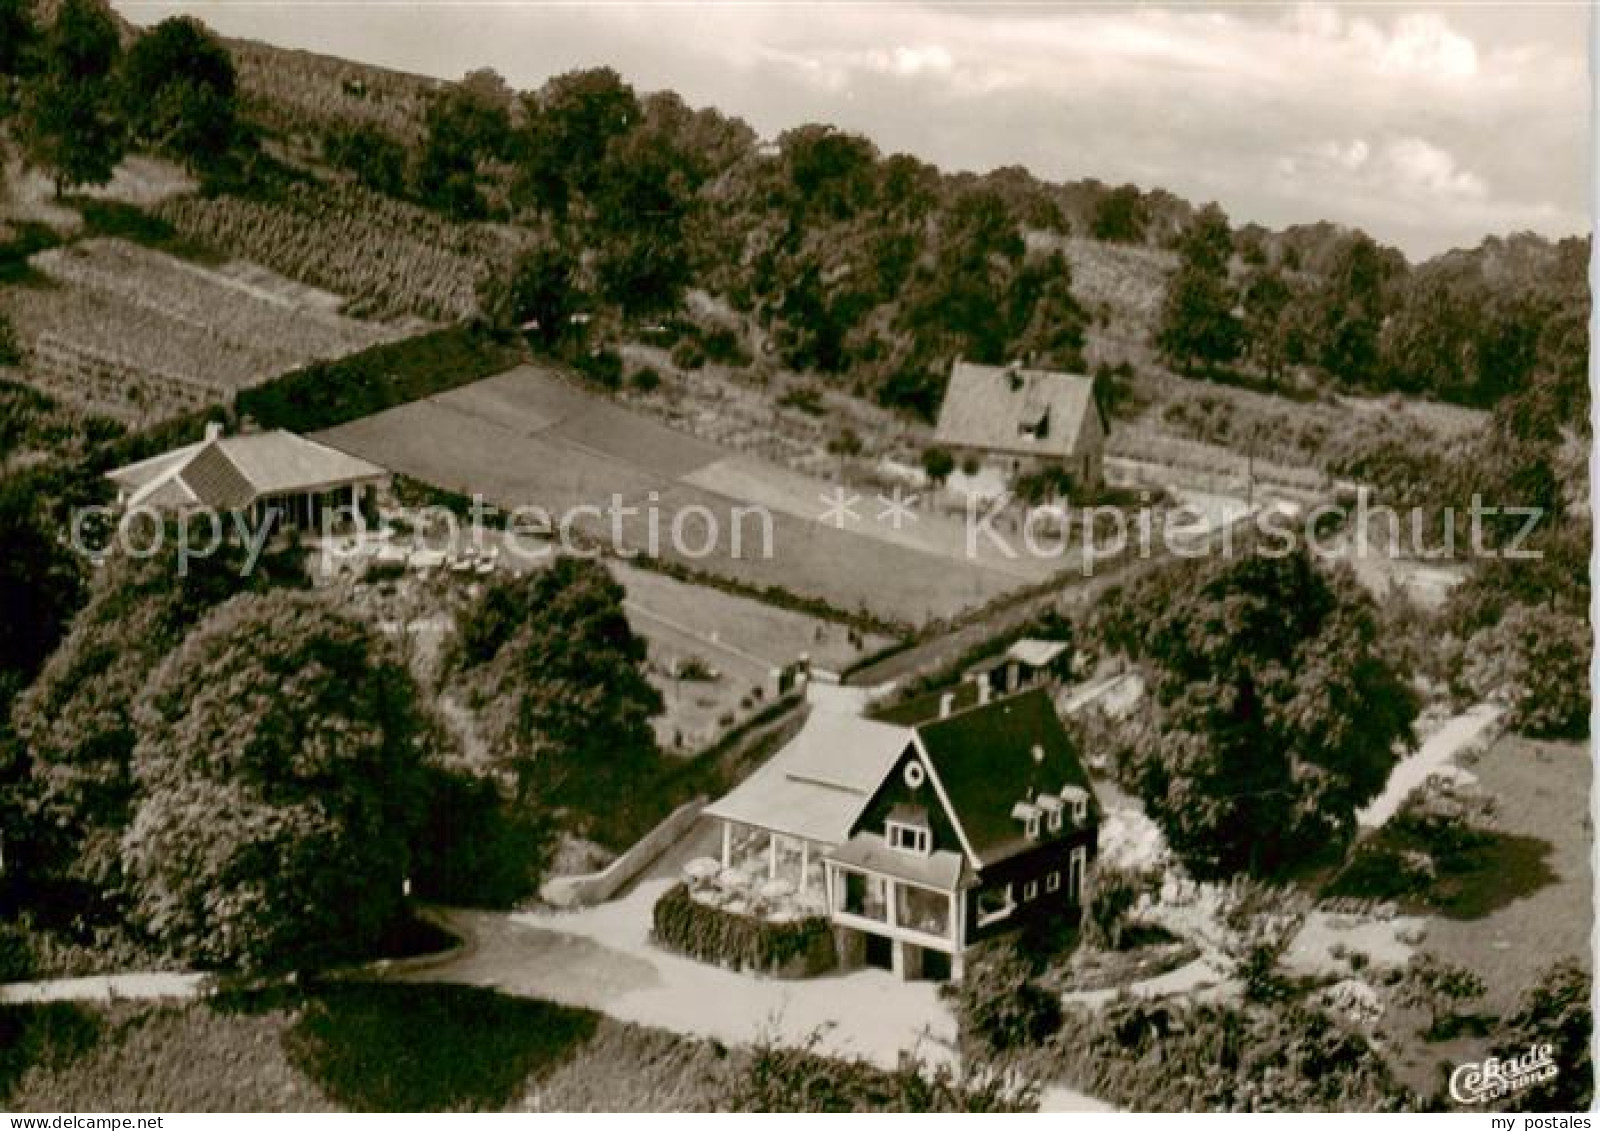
[106,423,388,531]
[933,360,1108,491]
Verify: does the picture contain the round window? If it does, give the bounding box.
[903,761,926,789]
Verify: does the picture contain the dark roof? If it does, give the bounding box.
[871,682,981,727]
[913,687,1097,868]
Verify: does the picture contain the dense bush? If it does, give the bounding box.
[235,325,522,433]
[1048,997,1415,1111]
[729,1032,1034,1112]
[944,939,1062,1053]
[121,591,432,973]
[409,769,551,908]
[651,882,836,977]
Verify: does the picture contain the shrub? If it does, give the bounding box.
[628,365,661,392]
[0,923,33,982]
[730,1031,1035,1112]
[409,769,551,908]
[944,939,1062,1053]
[670,338,706,370]
[777,385,825,416]
[1082,867,1144,951]
[0,313,20,368]
[236,325,522,433]
[701,327,751,367]
[650,883,835,977]
[575,347,623,389]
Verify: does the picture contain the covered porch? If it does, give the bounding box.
[823,833,969,981]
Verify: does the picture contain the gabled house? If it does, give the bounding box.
[702,687,1099,982]
[106,424,388,530]
[933,360,1108,490]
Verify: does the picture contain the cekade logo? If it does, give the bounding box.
[1450,1043,1558,1105]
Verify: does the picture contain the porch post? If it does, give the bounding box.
[721,820,732,868]
[799,840,810,894]
[768,832,778,880]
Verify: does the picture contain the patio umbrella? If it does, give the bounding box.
[683,857,721,882]
[718,867,753,890]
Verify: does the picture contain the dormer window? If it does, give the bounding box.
[1017,405,1049,441]
[1011,800,1042,840]
[1037,794,1064,833]
[1060,785,1090,824]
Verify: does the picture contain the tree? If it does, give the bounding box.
[1009,249,1087,370]
[1395,953,1484,1038]
[921,447,955,491]
[120,16,237,171]
[11,530,301,911]
[413,75,512,219]
[0,0,39,80]
[477,235,583,347]
[1091,184,1148,244]
[323,123,408,197]
[16,0,124,197]
[944,939,1062,1053]
[0,482,82,724]
[1109,550,1417,877]
[1461,604,1590,740]
[515,67,639,218]
[121,591,430,972]
[1493,958,1591,1111]
[1157,204,1242,375]
[456,558,662,809]
[1081,867,1142,950]
[1242,267,1294,382]
[1312,232,1402,385]
[0,311,21,368]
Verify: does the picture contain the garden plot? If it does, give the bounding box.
[321,367,1031,626]
[4,238,401,423]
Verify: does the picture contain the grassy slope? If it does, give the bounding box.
[1,985,726,1112]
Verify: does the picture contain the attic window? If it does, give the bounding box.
[1017,406,1049,440]
[887,820,931,856]
[1037,794,1064,833]
[1011,800,1042,840]
[1061,785,1090,823]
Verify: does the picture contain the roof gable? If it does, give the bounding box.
[109,431,387,511]
[933,361,1104,459]
[911,688,1097,868]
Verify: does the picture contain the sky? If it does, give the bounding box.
[111,2,1594,260]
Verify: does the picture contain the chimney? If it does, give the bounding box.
[939,691,955,718]
[204,421,224,442]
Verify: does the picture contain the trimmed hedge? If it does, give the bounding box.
[236,326,524,434]
[651,882,836,978]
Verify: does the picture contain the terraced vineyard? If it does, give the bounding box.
[2,238,402,424]
[156,182,529,322]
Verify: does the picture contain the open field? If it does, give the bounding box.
[1,238,402,424]
[1418,735,1591,1014]
[320,366,1036,626]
